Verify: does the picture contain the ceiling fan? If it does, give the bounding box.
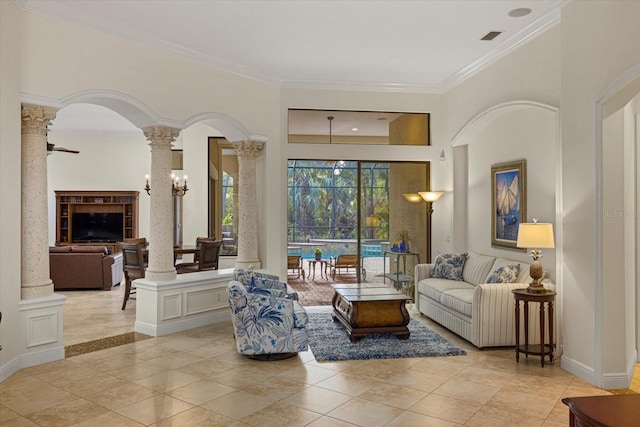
[47,142,79,155]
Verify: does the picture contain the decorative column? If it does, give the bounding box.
[232,140,264,268]
[232,172,239,244]
[143,125,181,281]
[21,103,57,299]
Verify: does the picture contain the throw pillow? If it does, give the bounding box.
[431,252,468,281]
[486,264,520,283]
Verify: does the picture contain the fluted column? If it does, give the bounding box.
[232,140,264,267]
[143,125,181,281]
[21,103,58,299]
[232,172,239,243]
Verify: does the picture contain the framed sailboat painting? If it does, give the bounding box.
[491,160,526,249]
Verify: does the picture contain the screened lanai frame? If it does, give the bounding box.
[287,160,390,243]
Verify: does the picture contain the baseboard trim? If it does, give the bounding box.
[561,355,596,385]
[0,346,65,382]
[134,310,230,337]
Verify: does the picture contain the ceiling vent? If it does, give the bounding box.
[481,31,502,41]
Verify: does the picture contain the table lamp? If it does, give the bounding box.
[516,219,555,294]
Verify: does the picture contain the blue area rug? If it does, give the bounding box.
[307,312,467,362]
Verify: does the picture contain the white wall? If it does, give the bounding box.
[0,0,24,373]
[561,0,640,387]
[458,107,557,277]
[47,131,151,244]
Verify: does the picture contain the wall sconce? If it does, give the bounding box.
[144,174,189,197]
[440,149,445,162]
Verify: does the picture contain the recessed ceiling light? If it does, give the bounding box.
[352,128,358,131]
[508,7,532,17]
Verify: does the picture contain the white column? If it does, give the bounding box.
[21,103,57,299]
[232,140,264,268]
[143,125,181,281]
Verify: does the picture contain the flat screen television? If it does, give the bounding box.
[72,212,124,243]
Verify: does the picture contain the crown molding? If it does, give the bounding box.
[14,0,567,95]
[280,79,445,94]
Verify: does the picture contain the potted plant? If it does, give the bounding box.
[315,247,322,260]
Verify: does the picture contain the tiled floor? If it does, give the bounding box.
[0,287,632,426]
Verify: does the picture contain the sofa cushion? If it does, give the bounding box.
[431,252,468,281]
[492,257,531,283]
[70,245,108,254]
[418,278,475,304]
[486,264,520,283]
[462,253,496,285]
[49,246,71,253]
[440,288,474,317]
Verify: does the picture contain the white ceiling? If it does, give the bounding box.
[19,0,567,134]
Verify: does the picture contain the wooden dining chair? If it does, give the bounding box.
[119,242,147,310]
[176,240,222,274]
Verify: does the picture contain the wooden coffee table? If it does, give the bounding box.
[331,283,411,342]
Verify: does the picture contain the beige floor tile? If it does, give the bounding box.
[115,394,193,425]
[166,378,236,405]
[375,369,448,392]
[385,410,462,427]
[149,406,245,426]
[240,401,321,427]
[84,382,159,410]
[241,375,310,401]
[27,398,109,427]
[285,385,354,414]
[200,390,275,419]
[275,363,339,385]
[0,290,628,427]
[315,372,382,396]
[327,397,404,427]
[359,382,428,409]
[0,404,21,422]
[487,388,558,419]
[454,365,514,387]
[60,411,145,426]
[433,378,500,404]
[0,375,77,416]
[305,416,359,426]
[175,358,238,378]
[134,369,200,393]
[0,416,39,427]
[409,393,481,424]
[465,405,545,427]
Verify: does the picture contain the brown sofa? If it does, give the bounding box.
[49,245,123,291]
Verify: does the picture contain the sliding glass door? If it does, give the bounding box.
[288,160,429,285]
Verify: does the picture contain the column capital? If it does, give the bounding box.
[142,125,181,147]
[21,103,57,136]
[232,140,265,158]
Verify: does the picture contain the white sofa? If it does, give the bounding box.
[415,252,553,348]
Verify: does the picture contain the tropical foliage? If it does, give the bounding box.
[287,160,390,242]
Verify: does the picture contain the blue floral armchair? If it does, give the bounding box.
[227,277,309,359]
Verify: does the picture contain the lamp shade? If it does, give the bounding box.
[403,193,423,203]
[418,191,444,203]
[516,223,555,249]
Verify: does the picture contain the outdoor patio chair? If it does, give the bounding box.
[287,255,306,281]
[329,254,366,280]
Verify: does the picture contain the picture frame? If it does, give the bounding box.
[491,159,526,249]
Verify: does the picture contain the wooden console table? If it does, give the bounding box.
[562,395,640,426]
[512,289,556,367]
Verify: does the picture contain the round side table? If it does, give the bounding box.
[512,289,557,367]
